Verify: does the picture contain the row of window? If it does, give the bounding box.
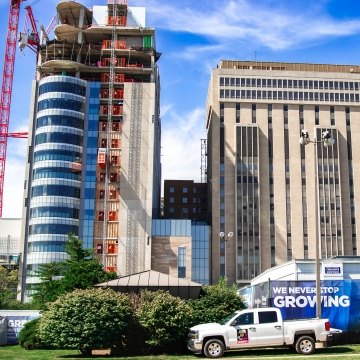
[27,241,66,253]
[39,82,86,96]
[30,206,79,219]
[168,197,203,204]
[31,185,80,198]
[34,149,82,163]
[168,207,199,214]
[38,98,84,112]
[33,168,81,181]
[36,115,84,130]
[29,224,78,235]
[220,77,360,91]
[168,186,204,194]
[35,132,83,146]
[220,89,360,102]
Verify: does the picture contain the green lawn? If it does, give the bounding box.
[1,344,360,359]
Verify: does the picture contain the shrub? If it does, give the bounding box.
[190,278,246,324]
[136,290,193,351]
[18,318,43,350]
[39,288,132,354]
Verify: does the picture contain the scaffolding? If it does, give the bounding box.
[0,235,20,269]
[97,0,126,272]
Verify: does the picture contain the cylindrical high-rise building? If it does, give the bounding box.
[20,0,161,301]
[24,76,86,293]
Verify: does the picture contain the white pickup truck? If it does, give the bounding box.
[187,307,332,358]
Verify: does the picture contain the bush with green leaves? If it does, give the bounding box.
[136,290,193,351]
[190,277,246,324]
[39,288,132,354]
[18,318,43,350]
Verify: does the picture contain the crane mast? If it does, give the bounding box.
[0,0,23,217]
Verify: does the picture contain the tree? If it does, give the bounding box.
[189,278,246,324]
[39,288,132,354]
[64,233,93,262]
[136,290,193,351]
[31,262,63,306]
[31,234,116,309]
[0,267,19,308]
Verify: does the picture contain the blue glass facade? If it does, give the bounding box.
[151,219,191,237]
[78,82,100,249]
[191,224,210,285]
[25,75,87,293]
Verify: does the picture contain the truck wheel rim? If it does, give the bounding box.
[300,340,312,353]
[209,343,221,355]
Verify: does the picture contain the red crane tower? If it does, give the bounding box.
[0,0,38,217]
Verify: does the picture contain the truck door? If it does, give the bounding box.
[227,311,258,348]
[254,310,284,346]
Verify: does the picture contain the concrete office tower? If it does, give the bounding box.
[20,0,161,300]
[207,60,360,287]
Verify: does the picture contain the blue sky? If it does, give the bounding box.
[2,0,360,217]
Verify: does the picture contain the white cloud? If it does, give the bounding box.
[170,44,225,62]
[161,106,206,185]
[142,0,360,51]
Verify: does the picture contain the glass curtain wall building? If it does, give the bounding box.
[206,60,360,287]
[20,0,161,301]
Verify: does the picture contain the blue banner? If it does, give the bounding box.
[239,280,360,331]
[270,280,353,330]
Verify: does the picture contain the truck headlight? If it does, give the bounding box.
[188,330,199,340]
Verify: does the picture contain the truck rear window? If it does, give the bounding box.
[258,311,278,324]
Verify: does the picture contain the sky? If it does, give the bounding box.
[2,0,360,218]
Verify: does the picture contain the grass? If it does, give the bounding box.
[1,344,360,359]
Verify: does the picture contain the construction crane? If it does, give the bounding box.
[0,0,39,217]
[7,132,28,139]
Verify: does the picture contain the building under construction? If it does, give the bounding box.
[19,0,161,300]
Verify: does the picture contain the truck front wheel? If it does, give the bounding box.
[203,339,225,358]
[295,335,315,355]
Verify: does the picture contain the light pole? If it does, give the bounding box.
[299,128,335,319]
[219,231,234,279]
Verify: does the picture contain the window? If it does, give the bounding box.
[252,104,256,123]
[111,155,118,165]
[178,247,186,278]
[236,103,240,123]
[110,173,118,182]
[234,312,254,326]
[258,311,278,324]
[183,187,188,193]
[182,197,188,204]
[169,197,174,203]
[169,186,175,193]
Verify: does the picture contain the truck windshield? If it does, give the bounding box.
[219,312,237,325]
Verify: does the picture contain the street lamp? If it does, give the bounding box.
[219,231,234,278]
[299,128,335,319]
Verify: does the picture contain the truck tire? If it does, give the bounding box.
[295,335,315,355]
[203,339,225,358]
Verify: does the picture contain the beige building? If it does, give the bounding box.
[207,60,360,287]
